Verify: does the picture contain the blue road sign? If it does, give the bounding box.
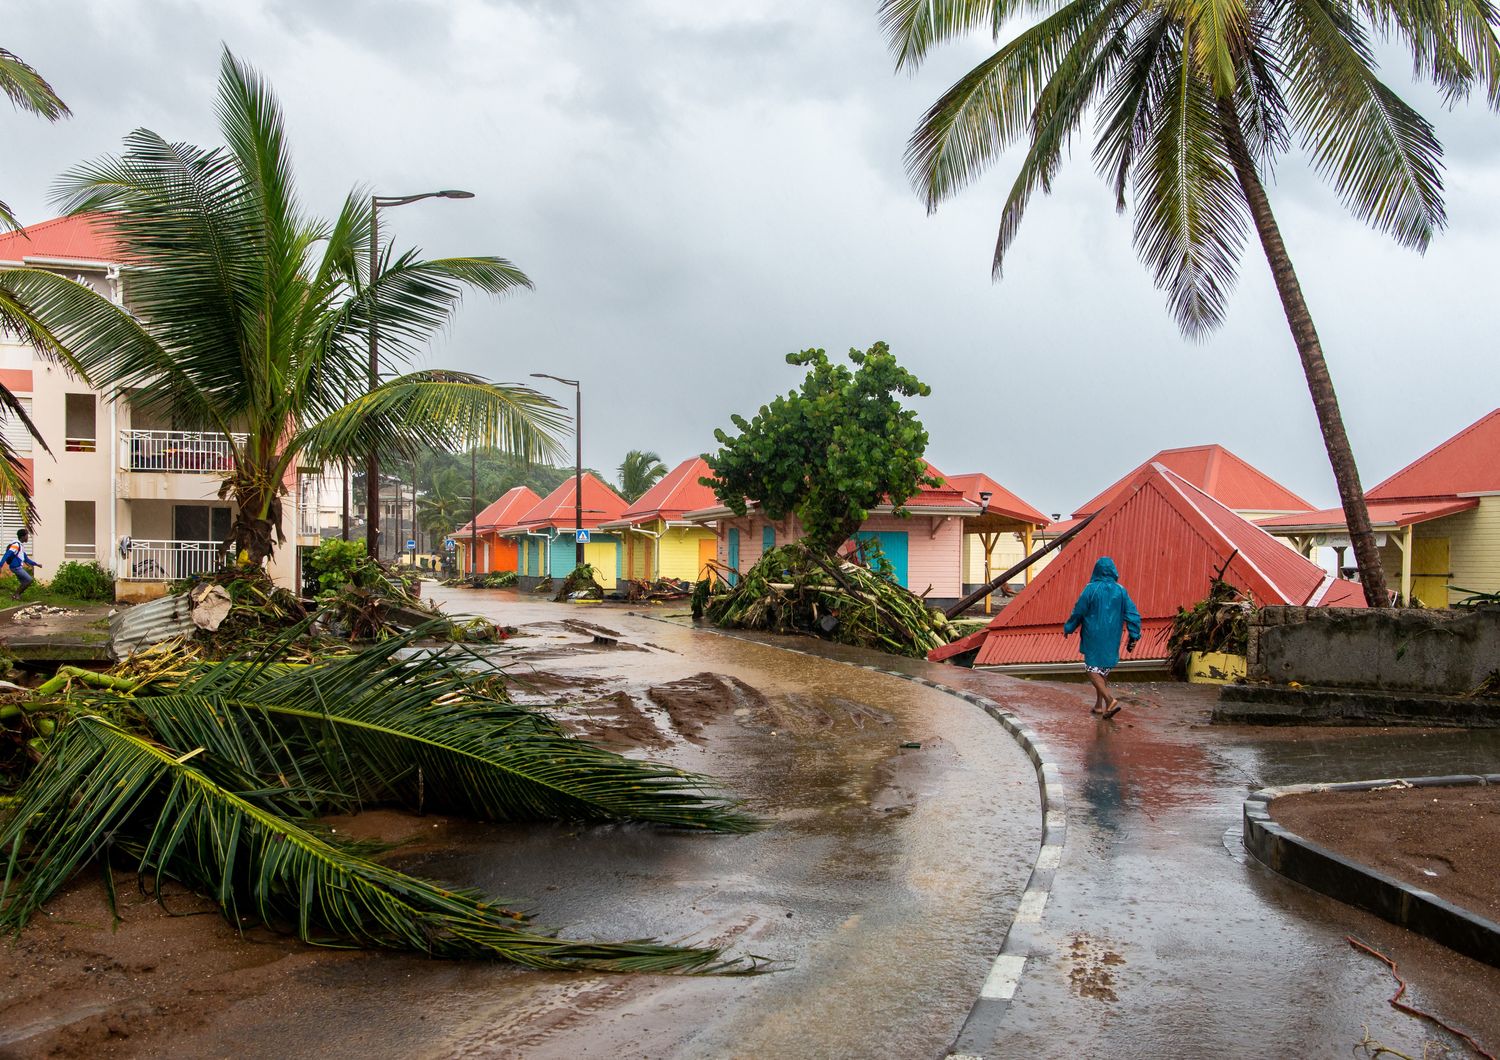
[444,538,455,551]
[406,539,417,551]
[575,529,591,544]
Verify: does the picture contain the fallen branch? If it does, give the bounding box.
[1346,936,1495,1060]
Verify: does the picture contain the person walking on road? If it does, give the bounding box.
[1063,556,1141,718]
[5,528,41,601]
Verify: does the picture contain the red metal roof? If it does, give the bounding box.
[943,472,1049,525]
[1071,444,1313,518]
[619,457,720,523]
[949,463,1362,668]
[515,472,629,530]
[0,213,122,266]
[472,486,542,533]
[893,462,976,510]
[1366,408,1500,501]
[1257,497,1480,533]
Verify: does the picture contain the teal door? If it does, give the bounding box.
[762,525,776,553]
[855,531,909,587]
[727,528,740,586]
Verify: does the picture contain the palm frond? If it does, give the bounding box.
[1133,27,1250,335]
[1280,0,1446,249]
[990,0,1141,275]
[293,373,566,470]
[0,46,69,122]
[1093,12,1177,209]
[0,718,752,972]
[1182,0,1249,94]
[880,0,1011,70]
[905,0,1116,209]
[1356,0,1500,107]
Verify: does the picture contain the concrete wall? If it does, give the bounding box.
[1248,605,1500,695]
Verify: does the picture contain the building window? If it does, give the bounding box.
[1,396,33,456]
[65,500,96,561]
[65,394,97,452]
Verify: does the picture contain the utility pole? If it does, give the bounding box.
[531,373,583,566]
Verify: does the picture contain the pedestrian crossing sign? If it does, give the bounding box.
[575,529,591,543]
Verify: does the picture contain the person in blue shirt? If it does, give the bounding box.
[1063,556,1141,718]
[5,528,41,601]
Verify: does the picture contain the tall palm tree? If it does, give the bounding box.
[0,49,565,565]
[882,0,1499,607]
[0,45,74,518]
[618,449,668,502]
[417,465,473,538]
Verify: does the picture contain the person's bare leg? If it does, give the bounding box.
[1087,672,1109,713]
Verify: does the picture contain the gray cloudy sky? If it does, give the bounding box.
[6,0,1497,515]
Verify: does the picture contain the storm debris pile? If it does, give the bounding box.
[694,542,952,658]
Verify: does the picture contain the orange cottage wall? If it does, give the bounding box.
[486,533,519,573]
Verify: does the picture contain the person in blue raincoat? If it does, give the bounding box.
[1062,556,1141,718]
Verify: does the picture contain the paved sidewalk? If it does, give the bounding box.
[718,629,1500,1058]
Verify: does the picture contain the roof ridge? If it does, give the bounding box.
[1368,408,1500,498]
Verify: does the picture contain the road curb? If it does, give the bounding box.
[1243,775,1500,968]
[637,618,1065,1059]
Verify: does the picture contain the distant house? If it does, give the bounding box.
[683,464,981,603]
[1260,409,1500,607]
[598,457,720,583]
[943,472,1050,599]
[453,486,541,576]
[934,464,1364,673]
[502,473,629,588]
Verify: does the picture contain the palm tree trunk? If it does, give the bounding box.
[1218,99,1389,608]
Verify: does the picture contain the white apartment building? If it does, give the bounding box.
[0,215,326,600]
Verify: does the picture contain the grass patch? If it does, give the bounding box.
[0,580,113,612]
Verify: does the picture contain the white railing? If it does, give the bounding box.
[121,539,229,582]
[65,436,97,453]
[64,542,97,562]
[122,430,247,474]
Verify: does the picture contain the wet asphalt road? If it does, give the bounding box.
[159,589,1042,1059]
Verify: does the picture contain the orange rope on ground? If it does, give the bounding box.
[1346,935,1495,1060]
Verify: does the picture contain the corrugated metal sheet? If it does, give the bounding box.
[1072,444,1312,518]
[1368,409,1500,499]
[955,464,1364,669]
[620,458,720,523]
[516,473,629,530]
[1259,498,1480,532]
[109,593,194,658]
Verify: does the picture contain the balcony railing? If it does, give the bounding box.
[122,430,247,474]
[65,437,97,453]
[63,542,97,562]
[121,539,229,582]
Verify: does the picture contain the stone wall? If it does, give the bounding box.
[1248,605,1500,695]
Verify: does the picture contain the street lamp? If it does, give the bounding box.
[530,373,583,566]
[366,189,476,561]
[978,490,995,615]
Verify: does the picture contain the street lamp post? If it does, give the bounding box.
[978,490,995,615]
[530,373,582,567]
[366,189,475,562]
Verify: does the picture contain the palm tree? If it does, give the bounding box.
[1,628,758,970]
[417,465,473,538]
[0,45,74,518]
[618,449,668,502]
[882,0,1500,607]
[0,49,565,565]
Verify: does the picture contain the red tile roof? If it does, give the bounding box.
[943,472,1049,525]
[515,472,629,530]
[943,463,1361,668]
[1257,497,1479,533]
[1366,409,1500,501]
[1071,444,1312,518]
[888,461,976,510]
[0,213,122,266]
[618,457,721,523]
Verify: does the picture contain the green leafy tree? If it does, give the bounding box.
[881,0,1500,607]
[0,45,75,517]
[618,449,668,501]
[0,49,565,566]
[417,466,474,539]
[704,342,938,555]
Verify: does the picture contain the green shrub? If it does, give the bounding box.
[304,539,380,593]
[48,561,115,601]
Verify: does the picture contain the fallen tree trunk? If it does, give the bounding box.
[943,515,1095,619]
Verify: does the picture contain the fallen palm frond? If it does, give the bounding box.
[554,563,604,602]
[694,542,952,658]
[1166,575,1253,677]
[1,629,760,971]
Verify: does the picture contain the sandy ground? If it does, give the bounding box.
[1272,783,1500,921]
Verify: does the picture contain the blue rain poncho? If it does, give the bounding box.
[1063,556,1142,670]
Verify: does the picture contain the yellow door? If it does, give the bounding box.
[584,541,617,589]
[698,537,717,581]
[1411,537,1450,608]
